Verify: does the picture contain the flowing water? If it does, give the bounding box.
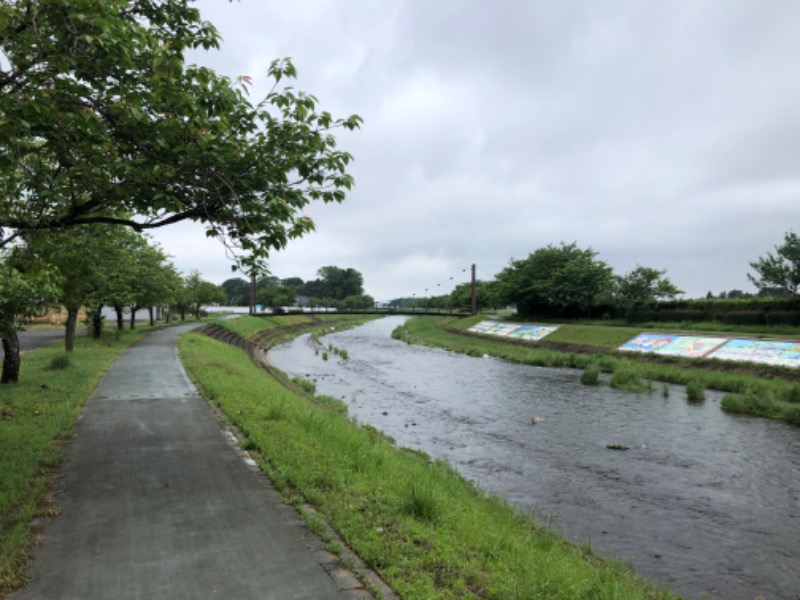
[270,317,800,600]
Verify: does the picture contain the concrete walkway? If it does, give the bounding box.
[12,324,356,599]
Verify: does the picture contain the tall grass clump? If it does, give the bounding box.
[580,363,601,386]
[399,482,441,523]
[610,365,651,392]
[685,380,706,402]
[44,353,71,371]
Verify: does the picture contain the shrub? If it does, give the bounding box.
[765,311,800,326]
[724,311,766,326]
[657,309,707,323]
[625,308,657,324]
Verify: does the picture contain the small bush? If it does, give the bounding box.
[685,380,706,402]
[580,364,600,386]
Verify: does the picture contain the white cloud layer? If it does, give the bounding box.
[151,0,800,302]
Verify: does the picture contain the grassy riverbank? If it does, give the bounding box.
[392,315,800,425]
[180,316,677,599]
[0,326,163,592]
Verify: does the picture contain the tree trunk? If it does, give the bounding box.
[148,307,155,326]
[129,305,137,330]
[91,303,103,339]
[65,306,78,353]
[1,331,21,384]
[114,304,124,330]
[180,307,185,321]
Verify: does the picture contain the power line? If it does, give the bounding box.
[408,265,472,300]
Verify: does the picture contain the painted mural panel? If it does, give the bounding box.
[620,334,800,367]
[708,339,800,368]
[468,321,558,341]
[620,334,727,358]
[508,325,558,341]
[654,336,728,357]
[620,333,676,353]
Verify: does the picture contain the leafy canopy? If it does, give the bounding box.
[748,231,800,299]
[495,242,614,317]
[615,265,683,310]
[0,0,362,271]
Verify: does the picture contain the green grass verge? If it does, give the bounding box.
[394,316,800,426]
[179,330,677,599]
[0,328,156,592]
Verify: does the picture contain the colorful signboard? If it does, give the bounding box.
[468,321,558,341]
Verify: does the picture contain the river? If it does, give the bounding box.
[269,316,800,600]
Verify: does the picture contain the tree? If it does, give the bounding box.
[341,294,375,310]
[614,265,683,312]
[0,1,362,272]
[24,225,122,351]
[221,278,250,306]
[183,271,225,318]
[257,286,297,311]
[748,231,800,299]
[304,266,364,301]
[0,249,60,383]
[495,243,614,317]
[126,238,180,328]
[447,281,499,312]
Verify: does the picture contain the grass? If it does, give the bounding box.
[609,365,651,392]
[394,315,800,426]
[685,380,706,402]
[0,327,157,592]
[580,363,601,385]
[179,329,678,599]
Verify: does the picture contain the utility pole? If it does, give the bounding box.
[250,272,257,315]
[471,263,477,315]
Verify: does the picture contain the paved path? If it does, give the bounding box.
[12,324,353,600]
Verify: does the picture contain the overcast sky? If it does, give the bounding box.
[151,0,800,302]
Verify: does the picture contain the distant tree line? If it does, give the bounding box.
[221,265,374,312]
[1,225,224,383]
[389,232,800,323]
